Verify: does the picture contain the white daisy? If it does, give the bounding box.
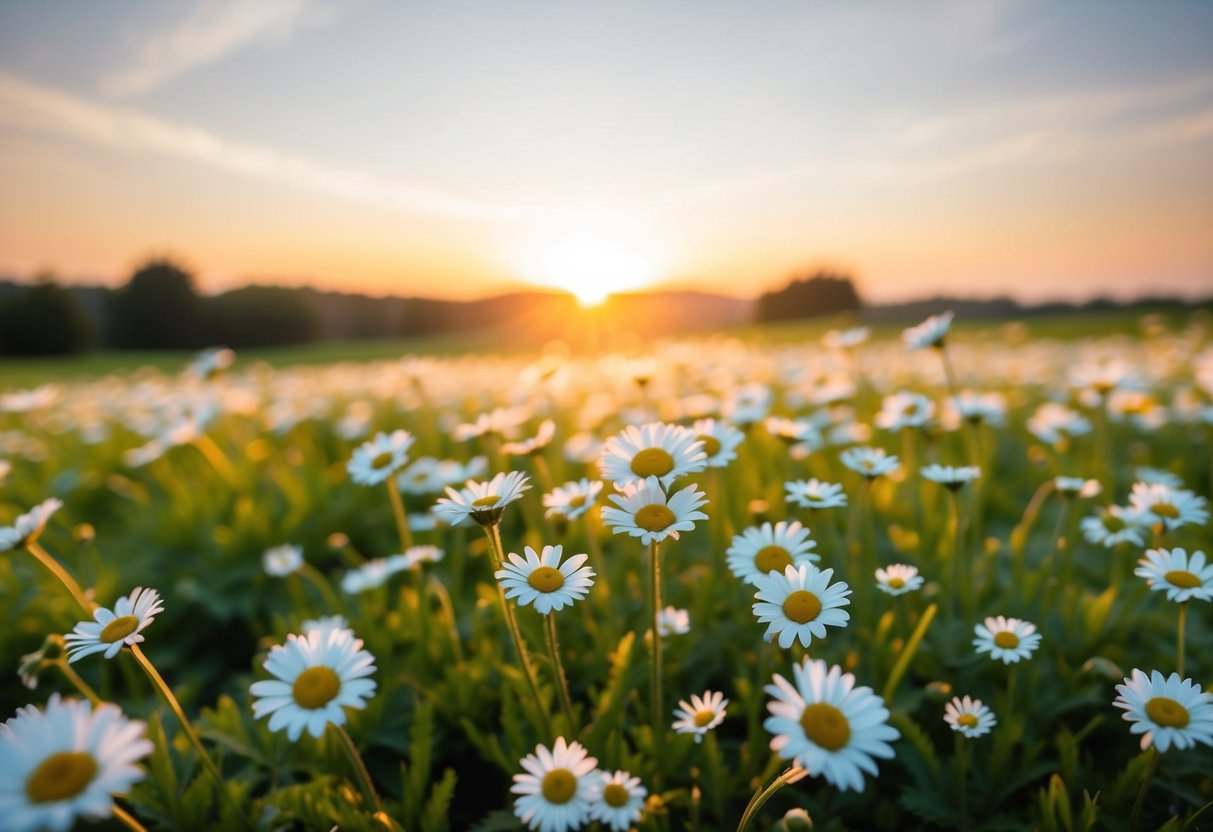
[839,447,900,480]
[250,628,377,741]
[511,737,599,832]
[502,420,557,456]
[1113,669,1213,752]
[587,769,647,832]
[64,588,164,663]
[340,555,411,594]
[263,543,304,577]
[300,615,351,639]
[0,497,64,552]
[785,479,848,510]
[346,430,415,486]
[188,347,235,380]
[672,690,728,742]
[0,694,153,832]
[903,310,954,350]
[1080,505,1147,548]
[875,564,924,596]
[874,392,935,432]
[1054,477,1102,498]
[753,564,851,649]
[1027,403,1092,447]
[973,616,1042,664]
[691,418,745,468]
[1135,467,1184,488]
[823,327,870,350]
[598,422,707,490]
[1134,548,1213,603]
[397,456,446,495]
[454,407,528,442]
[921,464,981,489]
[946,391,1007,428]
[496,545,596,615]
[1127,482,1209,530]
[726,521,819,585]
[403,544,445,568]
[433,471,532,527]
[764,658,900,792]
[944,695,996,738]
[764,417,823,457]
[543,479,604,521]
[601,476,709,545]
[657,606,691,637]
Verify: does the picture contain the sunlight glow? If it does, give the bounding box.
[524,232,660,306]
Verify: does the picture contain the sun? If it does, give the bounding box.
[524,232,660,306]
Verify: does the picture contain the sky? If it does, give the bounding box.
[1,0,1212,304]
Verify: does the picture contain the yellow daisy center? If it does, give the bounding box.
[902,403,918,416]
[25,751,98,804]
[800,702,851,751]
[292,666,341,709]
[471,496,499,508]
[635,504,675,532]
[1152,502,1180,519]
[631,447,675,478]
[993,631,1019,649]
[886,577,906,589]
[694,709,718,727]
[1164,570,1201,589]
[568,495,587,508]
[528,566,565,593]
[99,615,140,644]
[603,782,630,808]
[1144,697,1190,729]
[1102,511,1126,532]
[782,590,822,624]
[697,435,722,457]
[754,545,793,573]
[541,768,577,804]
[957,714,979,728]
[371,451,394,469]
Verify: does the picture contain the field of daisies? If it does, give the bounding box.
[1,310,1211,832]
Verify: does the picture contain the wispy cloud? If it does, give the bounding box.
[104,0,332,96]
[0,72,538,222]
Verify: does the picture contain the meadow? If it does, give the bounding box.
[1,309,1211,831]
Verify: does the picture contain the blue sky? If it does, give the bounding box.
[1,0,1211,302]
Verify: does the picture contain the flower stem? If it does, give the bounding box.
[544,612,577,735]
[954,733,971,829]
[947,489,962,655]
[386,478,414,552]
[1129,748,1160,831]
[1178,601,1187,678]
[297,563,344,613]
[129,645,255,831]
[113,804,149,832]
[193,434,239,486]
[649,539,664,779]
[333,723,384,814]
[25,541,93,613]
[484,525,549,737]
[939,343,962,400]
[55,659,101,706]
[737,766,805,832]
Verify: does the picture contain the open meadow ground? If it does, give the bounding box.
[1,309,1211,831]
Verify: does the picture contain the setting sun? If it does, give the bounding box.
[524,232,660,306]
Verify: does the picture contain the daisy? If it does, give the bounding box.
[657,606,691,637]
[0,694,154,832]
[250,628,377,741]
[598,422,707,490]
[496,545,596,614]
[433,471,532,527]
[340,555,411,594]
[785,479,848,510]
[722,383,772,426]
[64,588,164,663]
[263,543,304,577]
[346,430,415,486]
[840,447,900,480]
[397,457,445,495]
[903,310,954,350]
[1027,403,1092,447]
[764,417,823,457]
[543,479,604,521]
[946,391,1007,428]
[1135,467,1184,488]
[874,392,935,432]
[921,464,981,490]
[753,564,851,648]
[1113,669,1213,752]
[453,406,529,442]
[726,521,819,585]
[764,658,900,792]
[875,564,924,596]
[0,497,64,552]
[1134,548,1213,603]
[300,615,351,639]
[502,420,557,456]
[403,544,445,568]
[511,737,598,832]
[692,418,745,468]
[1080,505,1147,548]
[188,347,235,380]
[672,690,728,742]
[1127,482,1209,530]
[601,476,709,545]
[973,616,1042,664]
[1054,477,1102,499]
[587,770,647,831]
[944,695,996,738]
[823,327,870,350]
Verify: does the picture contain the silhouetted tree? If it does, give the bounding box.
[109,258,202,349]
[203,285,321,347]
[755,271,862,323]
[0,276,93,355]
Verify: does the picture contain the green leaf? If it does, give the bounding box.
[421,768,458,832]
[586,630,638,752]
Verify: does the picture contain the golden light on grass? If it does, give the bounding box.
[524,231,660,306]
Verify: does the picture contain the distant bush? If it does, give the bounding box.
[755,271,862,323]
[0,278,93,355]
[203,285,322,347]
[109,258,203,350]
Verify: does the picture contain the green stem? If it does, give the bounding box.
[429,577,465,664]
[947,489,962,655]
[386,478,414,552]
[544,613,577,735]
[25,541,93,613]
[883,603,937,703]
[1006,664,1018,722]
[737,766,805,832]
[955,733,971,829]
[650,538,664,779]
[333,723,384,814]
[1129,748,1160,832]
[129,645,255,831]
[939,343,962,400]
[113,804,149,832]
[55,659,102,706]
[193,434,239,486]
[297,564,344,613]
[1178,601,1187,678]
